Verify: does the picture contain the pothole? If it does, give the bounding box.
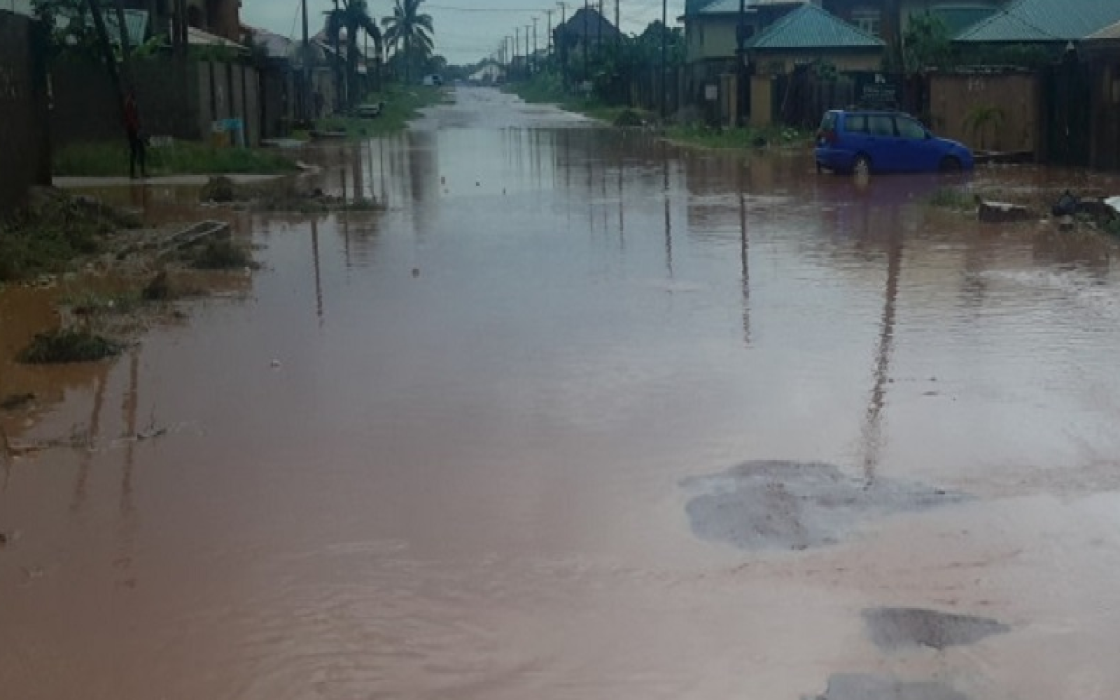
[681,461,965,551]
[811,674,970,700]
[863,607,1009,651]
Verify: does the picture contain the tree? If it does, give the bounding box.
[901,12,952,73]
[326,0,383,107]
[382,0,434,84]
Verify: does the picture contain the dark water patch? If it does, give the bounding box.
[682,461,964,551]
[811,674,970,700]
[863,607,1009,651]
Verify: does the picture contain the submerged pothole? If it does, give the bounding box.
[863,607,1009,651]
[681,461,965,551]
[811,674,970,700]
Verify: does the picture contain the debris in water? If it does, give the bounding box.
[411,268,420,278]
[270,359,282,369]
[1,394,35,411]
[863,607,1009,650]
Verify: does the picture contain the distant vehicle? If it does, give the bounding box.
[422,74,443,86]
[815,109,974,175]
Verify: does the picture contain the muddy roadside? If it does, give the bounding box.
[0,175,381,458]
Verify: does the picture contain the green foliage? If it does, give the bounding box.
[0,194,118,282]
[315,84,445,137]
[665,124,810,149]
[903,13,953,73]
[190,241,255,270]
[53,141,300,178]
[962,105,1005,150]
[928,187,976,210]
[382,0,435,83]
[18,330,123,364]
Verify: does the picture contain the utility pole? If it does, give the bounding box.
[545,10,554,54]
[526,24,532,73]
[515,26,520,77]
[333,0,343,112]
[660,0,667,119]
[615,0,620,53]
[532,16,538,66]
[597,0,603,50]
[301,0,310,121]
[558,2,569,85]
[738,0,746,126]
[583,0,589,82]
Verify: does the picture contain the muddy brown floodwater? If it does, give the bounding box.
[4,87,1120,700]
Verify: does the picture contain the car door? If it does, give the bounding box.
[895,115,940,172]
[865,113,900,171]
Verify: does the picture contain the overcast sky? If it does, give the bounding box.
[240,0,684,65]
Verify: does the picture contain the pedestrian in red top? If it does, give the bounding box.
[124,90,147,179]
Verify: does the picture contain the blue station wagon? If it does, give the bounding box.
[815,109,974,175]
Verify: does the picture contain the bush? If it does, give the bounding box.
[19,330,123,364]
[190,240,255,270]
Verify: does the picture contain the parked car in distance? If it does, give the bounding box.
[815,109,974,175]
[422,74,443,87]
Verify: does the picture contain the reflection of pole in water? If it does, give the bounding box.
[739,162,750,345]
[861,229,903,484]
[663,144,672,276]
[120,348,140,517]
[312,218,324,325]
[71,371,108,513]
[618,148,625,250]
[379,137,387,204]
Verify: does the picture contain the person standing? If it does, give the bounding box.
[124,90,147,179]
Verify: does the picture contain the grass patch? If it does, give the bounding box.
[18,329,123,364]
[665,124,812,150]
[61,289,144,315]
[189,240,256,270]
[928,187,977,210]
[315,85,446,139]
[505,75,636,124]
[0,191,128,282]
[54,141,300,178]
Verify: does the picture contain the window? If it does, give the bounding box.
[852,7,882,37]
[868,114,895,136]
[896,117,926,140]
[845,114,867,134]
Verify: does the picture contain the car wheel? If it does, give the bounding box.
[853,155,871,176]
[939,156,961,172]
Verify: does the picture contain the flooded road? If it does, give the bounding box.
[4,87,1120,700]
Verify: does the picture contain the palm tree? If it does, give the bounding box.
[382,0,434,85]
[326,0,383,108]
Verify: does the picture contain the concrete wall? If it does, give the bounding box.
[52,57,263,147]
[0,11,50,213]
[928,71,1040,153]
[1089,54,1120,170]
[750,50,884,75]
[52,57,202,145]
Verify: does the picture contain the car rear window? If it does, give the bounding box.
[820,112,837,131]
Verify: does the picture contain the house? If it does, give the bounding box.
[746,3,886,74]
[954,0,1120,46]
[821,0,1001,50]
[1084,21,1120,170]
[554,6,621,79]
[682,0,805,88]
